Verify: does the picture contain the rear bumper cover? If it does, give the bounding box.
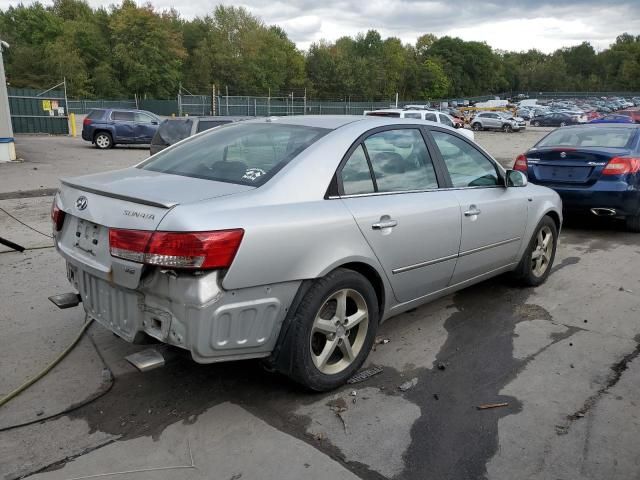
[551,181,640,216]
[62,254,300,363]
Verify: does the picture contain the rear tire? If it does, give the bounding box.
[94,132,113,149]
[626,214,640,232]
[560,122,566,127]
[533,121,541,127]
[282,268,379,391]
[472,123,482,131]
[513,216,558,286]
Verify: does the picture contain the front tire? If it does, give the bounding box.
[626,213,640,232]
[503,124,513,133]
[472,123,482,131]
[533,121,541,127]
[283,268,379,391]
[513,216,558,286]
[94,132,113,149]
[559,122,566,127]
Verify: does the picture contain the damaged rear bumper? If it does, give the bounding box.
[63,258,300,363]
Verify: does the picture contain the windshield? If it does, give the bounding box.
[536,126,636,149]
[140,122,329,186]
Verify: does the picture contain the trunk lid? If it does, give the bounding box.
[55,168,254,289]
[527,147,629,186]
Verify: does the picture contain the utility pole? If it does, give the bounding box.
[0,40,15,162]
[212,84,216,115]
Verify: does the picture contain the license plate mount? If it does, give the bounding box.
[75,219,102,255]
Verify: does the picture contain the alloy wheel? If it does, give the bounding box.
[531,225,553,277]
[310,288,369,375]
[96,134,110,149]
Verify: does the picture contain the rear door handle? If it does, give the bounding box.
[464,206,482,217]
[372,219,398,230]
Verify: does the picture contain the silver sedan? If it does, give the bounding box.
[52,116,562,391]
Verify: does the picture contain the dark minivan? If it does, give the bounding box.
[82,109,161,149]
[150,116,251,155]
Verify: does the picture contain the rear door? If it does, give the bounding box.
[428,128,528,284]
[338,126,461,303]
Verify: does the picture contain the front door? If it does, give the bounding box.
[338,127,461,303]
[429,129,528,285]
[134,112,158,143]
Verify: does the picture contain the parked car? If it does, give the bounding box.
[150,116,252,155]
[365,109,474,140]
[470,111,524,132]
[51,116,561,390]
[530,112,578,127]
[515,123,640,231]
[82,108,161,149]
[516,108,532,120]
[617,110,640,123]
[589,114,634,124]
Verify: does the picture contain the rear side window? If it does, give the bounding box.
[424,113,437,122]
[363,129,438,192]
[404,112,422,119]
[140,123,329,186]
[196,120,231,133]
[536,127,636,148]
[86,110,105,120]
[439,114,453,127]
[432,130,500,187]
[342,145,375,195]
[112,111,135,122]
[153,119,193,146]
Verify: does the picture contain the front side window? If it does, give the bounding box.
[403,112,422,119]
[196,120,231,133]
[439,114,453,127]
[363,129,438,192]
[431,130,500,188]
[135,112,155,124]
[425,113,438,122]
[140,123,329,186]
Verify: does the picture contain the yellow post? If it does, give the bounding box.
[69,113,77,137]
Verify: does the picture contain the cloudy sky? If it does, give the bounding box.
[3,0,640,52]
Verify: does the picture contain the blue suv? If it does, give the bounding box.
[82,109,161,149]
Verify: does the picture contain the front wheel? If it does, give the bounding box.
[559,122,566,127]
[503,124,513,133]
[533,121,541,127]
[472,123,482,131]
[626,213,640,232]
[283,268,378,391]
[513,216,558,286]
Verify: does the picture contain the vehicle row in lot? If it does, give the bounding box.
[53,116,561,390]
[515,123,640,231]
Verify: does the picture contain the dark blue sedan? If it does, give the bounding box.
[82,108,160,149]
[515,124,640,231]
[589,114,634,124]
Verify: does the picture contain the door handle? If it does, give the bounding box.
[464,206,482,217]
[372,219,398,230]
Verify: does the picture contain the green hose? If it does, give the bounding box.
[0,318,94,408]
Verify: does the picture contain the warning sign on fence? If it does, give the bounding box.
[42,100,51,111]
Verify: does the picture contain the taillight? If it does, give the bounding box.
[109,229,244,269]
[514,154,528,172]
[83,118,91,126]
[51,200,66,232]
[602,157,640,176]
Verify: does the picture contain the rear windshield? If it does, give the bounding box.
[196,120,231,133]
[152,119,193,146]
[86,109,105,120]
[139,122,330,186]
[536,127,636,149]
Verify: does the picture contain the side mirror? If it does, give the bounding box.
[506,169,528,187]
